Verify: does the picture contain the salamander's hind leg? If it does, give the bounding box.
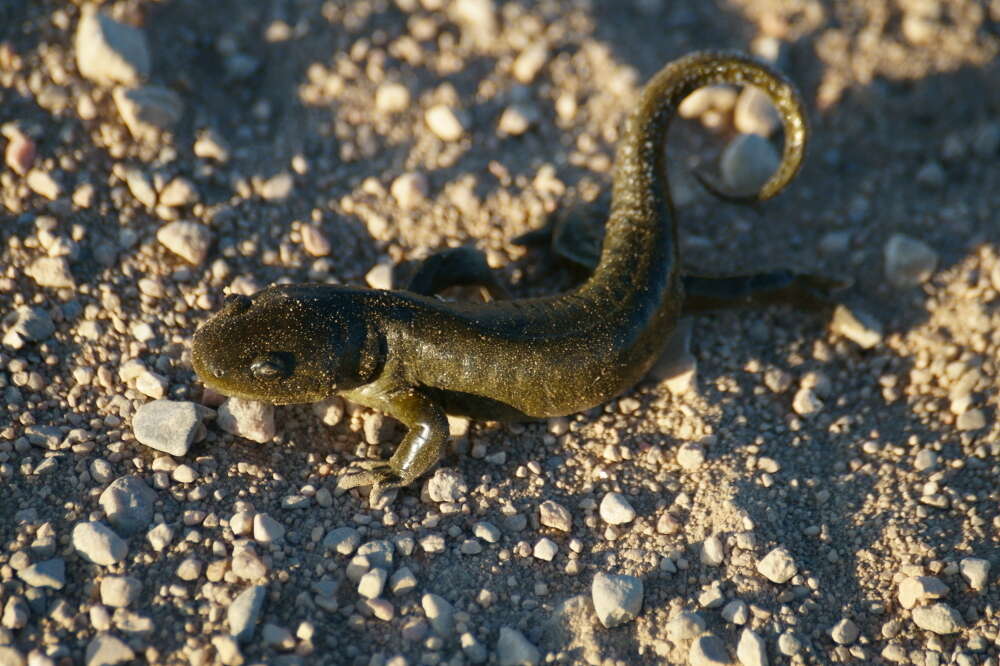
[338,388,448,505]
[681,271,851,314]
[397,246,510,301]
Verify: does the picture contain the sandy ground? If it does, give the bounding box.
[2,0,1000,664]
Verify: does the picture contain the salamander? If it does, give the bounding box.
[191,50,839,502]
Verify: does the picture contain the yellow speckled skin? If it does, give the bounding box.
[192,51,815,497]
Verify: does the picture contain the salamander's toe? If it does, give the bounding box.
[338,460,404,507]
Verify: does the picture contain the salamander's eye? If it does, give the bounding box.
[223,293,252,313]
[251,352,294,380]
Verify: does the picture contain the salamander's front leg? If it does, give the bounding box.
[338,388,448,504]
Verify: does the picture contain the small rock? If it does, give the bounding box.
[599,492,635,525]
[792,386,823,416]
[911,603,964,634]
[701,535,725,566]
[4,129,35,175]
[312,396,344,426]
[25,257,74,289]
[159,177,198,207]
[322,527,361,555]
[228,585,267,643]
[390,172,428,210]
[460,631,488,664]
[132,399,202,456]
[17,558,65,590]
[156,220,213,265]
[777,631,801,656]
[498,104,537,136]
[123,167,156,207]
[915,161,946,188]
[956,408,985,431]
[193,128,230,162]
[211,636,242,666]
[898,576,949,609]
[721,599,748,625]
[0,647,25,666]
[960,557,990,591]
[830,618,859,645]
[375,82,410,113]
[757,546,797,583]
[656,512,681,535]
[2,596,28,630]
[218,397,275,443]
[252,513,285,543]
[146,523,174,552]
[75,6,150,86]
[26,169,62,200]
[261,624,295,650]
[913,449,938,472]
[512,44,548,84]
[426,467,467,502]
[100,576,142,608]
[591,572,643,628]
[830,304,883,349]
[721,134,779,195]
[2,306,54,350]
[84,633,135,666]
[73,521,127,566]
[358,568,388,599]
[533,538,558,561]
[422,593,454,635]
[113,85,184,141]
[365,262,393,290]
[736,628,768,666]
[734,86,780,137]
[425,104,465,141]
[357,540,394,570]
[679,85,737,119]
[389,567,417,596]
[973,123,1000,158]
[688,633,730,666]
[538,500,572,532]
[258,172,294,201]
[99,475,156,535]
[676,442,706,470]
[496,626,540,666]
[300,224,331,257]
[884,233,937,287]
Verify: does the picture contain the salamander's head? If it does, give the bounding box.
[192,284,382,404]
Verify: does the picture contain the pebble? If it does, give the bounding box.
[792,386,823,416]
[973,123,1000,157]
[72,521,127,566]
[721,599,748,625]
[497,104,537,136]
[461,631,488,663]
[425,104,465,141]
[736,628,768,666]
[830,304,883,349]
[474,522,501,543]
[228,585,267,643]
[133,400,202,456]
[538,500,572,532]
[701,535,725,566]
[99,475,156,535]
[113,85,184,141]
[258,172,294,201]
[2,306,54,349]
[756,546,797,583]
[26,169,62,200]
[591,572,643,628]
[358,568,388,599]
[913,449,938,472]
[253,513,285,543]
[156,221,214,265]
[665,610,705,641]
[679,85,737,118]
[721,134,779,195]
[911,602,964,634]
[358,540,394,569]
[777,631,801,656]
[158,177,198,207]
[676,441,706,470]
[172,464,196,483]
[194,128,230,162]
[365,262,393,290]
[959,558,990,591]
[496,626,540,666]
[2,596,28,630]
[146,523,174,551]
[122,166,156,207]
[25,257,75,289]
[830,618,859,645]
[425,467,467,502]
[421,593,454,635]
[390,172,428,210]
[231,546,267,580]
[261,624,295,650]
[884,233,938,287]
[75,6,149,86]
[915,161,946,188]
[898,576,948,609]
[17,558,64,590]
[375,82,411,113]
[211,636,242,665]
[322,527,361,555]
[688,633,730,666]
[84,634,134,666]
[100,576,142,608]
[312,396,344,426]
[134,368,167,398]
[300,224,331,257]
[4,128,35,175]
[512,44,548,84]
[533,538,558,561]
[734,86,780,137]
[389,567,417,596]
[599,492,635,525]
[0,647,25,666]
[218,397,275,443]
[956,408,985,431]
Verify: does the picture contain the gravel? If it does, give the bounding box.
[598,492,635,525]
[217,398,275,443]
[736,628,768,666]
[688,633,730,666]
[591,572,643,628]
[720,133,780,195]
[911,603,965,634]
[884,233,938,287]
[98,475,156,535]
[72,522,127,566]
[16,558,64,590]
[228,585,267,643]
[756,546,797,584]
[496,626,540,666]
[74,6,150,86]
